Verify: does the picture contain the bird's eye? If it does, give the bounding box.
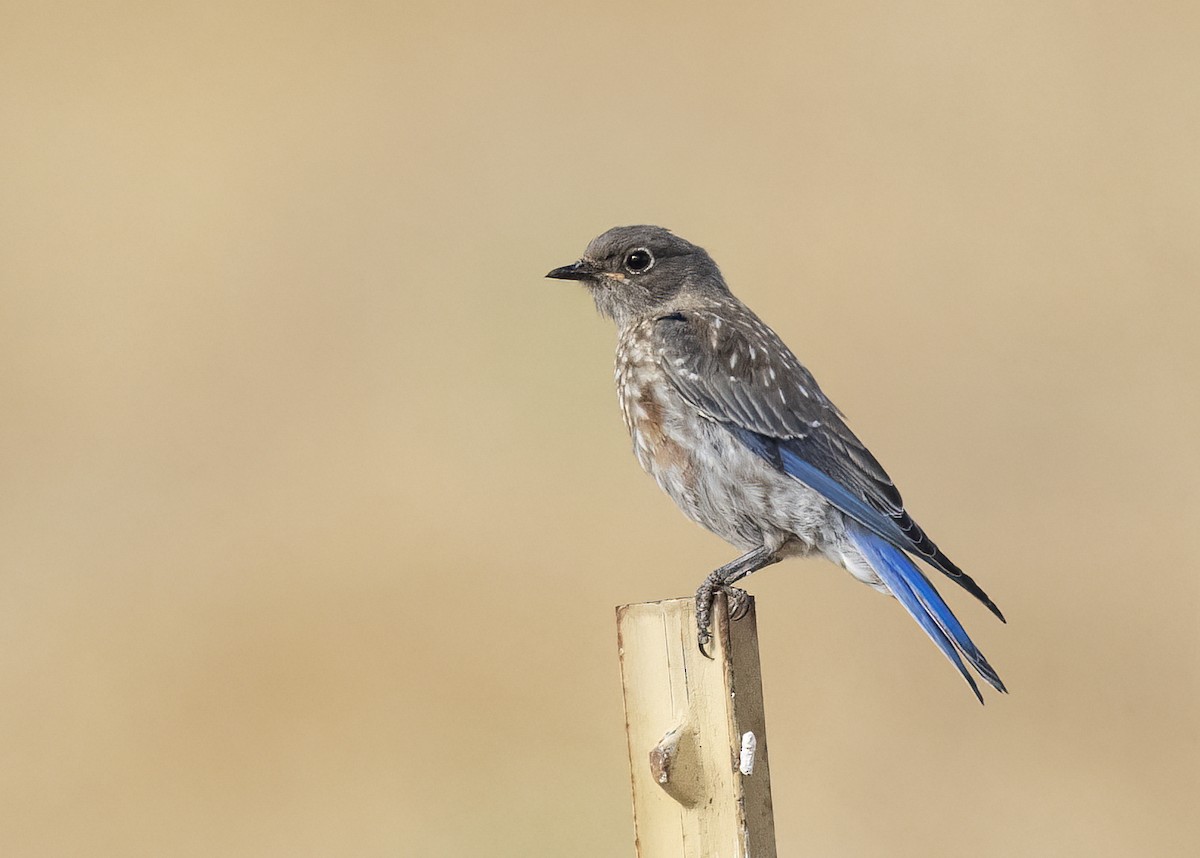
[623,248,654,274]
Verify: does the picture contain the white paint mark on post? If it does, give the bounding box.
[739,731,757,776]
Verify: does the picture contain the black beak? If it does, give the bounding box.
[546,259,598,281]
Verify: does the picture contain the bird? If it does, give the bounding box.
[547,225,1006,702]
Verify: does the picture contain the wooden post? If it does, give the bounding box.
[616,596,776,858]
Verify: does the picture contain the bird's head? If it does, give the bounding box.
[547,225,729,325]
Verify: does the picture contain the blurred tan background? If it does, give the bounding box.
[2,2,1198,855]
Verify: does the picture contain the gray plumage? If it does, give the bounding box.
[548,225,1005,700]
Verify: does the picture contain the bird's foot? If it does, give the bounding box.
[725,585,752,621]
[695,573,750,658]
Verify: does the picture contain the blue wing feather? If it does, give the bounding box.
[732,427,919,551]
[847,520,1006,700]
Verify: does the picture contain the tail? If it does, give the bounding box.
[845,520,1007,703]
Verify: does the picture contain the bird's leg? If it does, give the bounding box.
[696,545,782,655]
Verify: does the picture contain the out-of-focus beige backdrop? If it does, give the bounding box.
[3,2,1197,856]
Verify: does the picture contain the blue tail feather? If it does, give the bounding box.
[847,521,1006,702]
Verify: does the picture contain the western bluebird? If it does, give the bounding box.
[548,225,1006,701]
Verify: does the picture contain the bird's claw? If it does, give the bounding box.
[696,576,717,657]
[725,585,751,621]
[695,574,750,657]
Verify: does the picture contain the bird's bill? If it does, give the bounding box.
[545,259,598,281]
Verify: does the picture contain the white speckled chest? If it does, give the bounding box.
[613,320,839,556]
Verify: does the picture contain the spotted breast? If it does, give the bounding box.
[614,317,837,558]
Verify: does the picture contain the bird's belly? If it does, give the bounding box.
[620,374,839,555]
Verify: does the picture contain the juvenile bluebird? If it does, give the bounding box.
[548,225,1006,701]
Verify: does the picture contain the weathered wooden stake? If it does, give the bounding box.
[616,596,776,858]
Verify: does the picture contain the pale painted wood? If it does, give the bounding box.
[616,596,777,858]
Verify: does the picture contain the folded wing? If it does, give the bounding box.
[652,307,1004,622]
